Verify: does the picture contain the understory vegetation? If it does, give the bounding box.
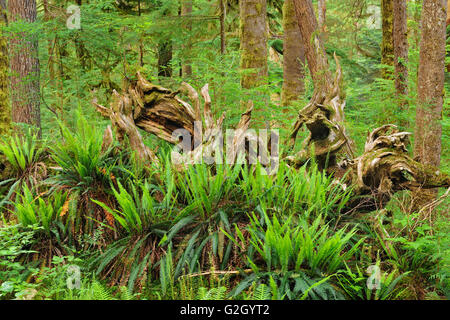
[0,118,448,300]
[0,0,449,300]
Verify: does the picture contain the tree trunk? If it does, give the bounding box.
[74,0,89,70]
[318,0,326,33]
[181,0,192,77]
[239,0,268,89]
[292,0,330,88]
[220,0,226,54]
[281,0,305,108]
[393,0,408,110]
[447,0,450,25]
[0,0,10,135]
[43,0,55,81]
[381,0,394,79]
[8,0,41,132]
[158,41,173,78]
[413,0,447,207]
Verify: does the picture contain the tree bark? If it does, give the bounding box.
[413,0,447,207]
[292,0,331,88]
[318,0,326,33]
[0,0,10,135]
[181,0,192,77]
[393,0,408,109]
[414,0,446,168]
[8,0,41,133]
[43,0,55,81]
[220,0,226,54]
[281,0,305,108]
[94,73,264,170]
[158,41,173,78]
[447,0,450,25]
[381,0,394,79]
[239,0,268,89]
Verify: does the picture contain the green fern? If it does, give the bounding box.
[197,286,227,300]
[251,284,271,300]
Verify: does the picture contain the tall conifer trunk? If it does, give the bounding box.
[8,0,41,132]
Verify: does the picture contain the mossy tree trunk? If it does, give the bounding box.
[381,0,394,79]
[393,0,408,111]
[292,0,331,87]
[413,0,447,208]
[8,0,41,133]
[158,41,173,78]
[281,0,305,109]
[220,0,226,54]
[0,0,10,135]
[181,0,192,78]
[239,0,268,89]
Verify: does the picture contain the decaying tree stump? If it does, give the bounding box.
[93,72,275,171]
[285,0,449,211]
[337,125,450,211]
[286,55,354,171]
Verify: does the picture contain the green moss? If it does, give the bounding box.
[0,7,10,135]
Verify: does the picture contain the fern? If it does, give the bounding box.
[251,284,271,300]
[197,286,227,300]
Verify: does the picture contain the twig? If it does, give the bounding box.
[179,269,253,278]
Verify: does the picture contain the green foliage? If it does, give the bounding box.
[0,223,40,300]
[48,113,116,193]
[0,0,447,301]
[337,263,410,300]
[177,162,241,220]
[226,205,363,275]
[93,179,177,234]
[197,286,228,300]
[0,127,43,176]
[238,161,352,218]
[11,185,69,235]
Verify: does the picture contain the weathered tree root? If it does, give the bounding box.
[286,55,354,170]
[286,65,449,211]
[93,72,275,171]
[339,125,449,211]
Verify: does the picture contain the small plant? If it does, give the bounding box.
[197,286,228,300]
[336,262,410,300]
[177,162,241,220]
[48,114,116,194]
[0,223,40,300]
[0,127,45,178]
[92,179,178,234]
[11,185,69,235]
